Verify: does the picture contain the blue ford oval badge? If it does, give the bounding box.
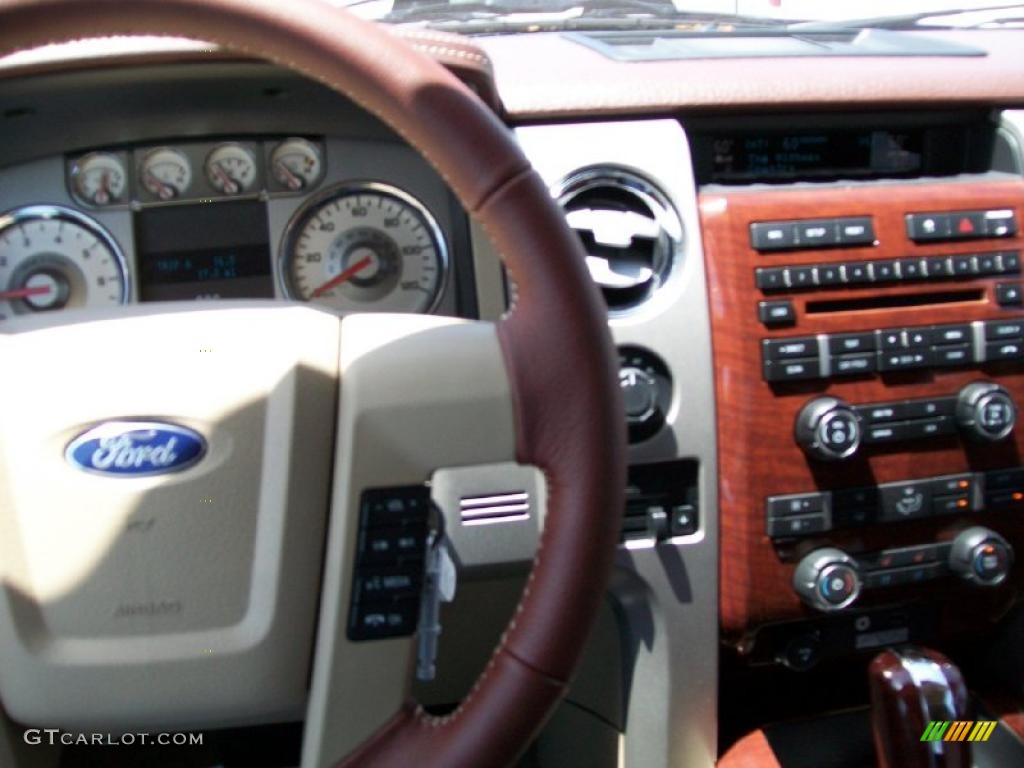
[65,421,206,477]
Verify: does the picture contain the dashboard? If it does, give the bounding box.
[1,22,1024,768]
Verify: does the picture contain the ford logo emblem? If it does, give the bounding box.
[65,421,206,477]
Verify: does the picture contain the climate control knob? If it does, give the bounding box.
[793,548,862,612]
[956,381,1016,441]
[948,527,1014,586]
[795,397,862,461]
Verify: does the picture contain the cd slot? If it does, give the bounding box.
[806,289,984,314]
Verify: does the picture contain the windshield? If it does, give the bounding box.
[334,0,1024,34]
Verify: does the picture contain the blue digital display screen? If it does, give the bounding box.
[136,201,274,301]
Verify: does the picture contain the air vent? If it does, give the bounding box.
[459,490,531,526]
[554,167,682,313]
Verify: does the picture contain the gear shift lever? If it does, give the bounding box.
[868,647,971,768]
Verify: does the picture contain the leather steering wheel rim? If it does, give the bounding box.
[0,1,626,765]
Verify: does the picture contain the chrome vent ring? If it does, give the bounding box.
[552,166,682,313]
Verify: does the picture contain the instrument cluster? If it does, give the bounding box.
[0,136,453,321]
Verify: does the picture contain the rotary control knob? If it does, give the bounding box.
[795,397,862,461]
[618,347,672,443]
[948,527,1014,586]
[793,547,862,612]
[956,381,1016,441]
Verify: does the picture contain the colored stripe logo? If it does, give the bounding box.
[921,721,997,742]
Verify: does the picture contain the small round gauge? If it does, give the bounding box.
[281,183,447,314]
[70,152,127,206]
[0,205,129,322]
[139,147,192,200]
[205,143,258,195]
[270,137,322,192]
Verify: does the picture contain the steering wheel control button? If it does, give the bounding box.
[949,527,1014,587]
[348,487,432,642]
[795,396,862,461]
[956,381,1017,441]
[793,548,862,612]
[618,346,672,443]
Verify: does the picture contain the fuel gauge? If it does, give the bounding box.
[140,147,192,200]
[270,138,322,192]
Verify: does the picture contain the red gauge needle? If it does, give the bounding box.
[310,256,373,298]
[0,285,52,300]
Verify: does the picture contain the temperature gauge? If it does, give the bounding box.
[140,147,192,201]
[205,143,258,195]
[70,152,127,206]
[270,138,322,192]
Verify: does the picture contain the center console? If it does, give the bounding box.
[697,111,1024,668]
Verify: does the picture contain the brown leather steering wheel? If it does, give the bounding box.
[0,0,625,765]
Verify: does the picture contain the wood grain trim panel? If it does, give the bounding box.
[700,178,1024,638]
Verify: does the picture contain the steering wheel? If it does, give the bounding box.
[0,0,625,766]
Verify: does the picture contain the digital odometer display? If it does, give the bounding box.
[136,201,274,301]
[708,129,924,182]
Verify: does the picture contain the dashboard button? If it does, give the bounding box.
[833,354,876,376]
[999,251,1021,274]
[786,266,816,289]
[984,467,1024,490]
[985,320,1024,340]
[985,340,1024,362]
[904,416,955,439]
[907,213,951,242]
[860,403,906,423]
[996,283,1023,307]
[829,332,875,355]
[878,349,932,372]
[904,397,956,420]
[949,211,986,239]
[816,263,843,285]
[762,357,820,382]
[878,481,932,522]
[877,328,904,350]
[798,220,838,247]
[755,267,788,292]
[766,493,825,518]
[758,299,795,327]
[842,262,871,284]
[932,324,972,345]
[751,221,798,251]
[930,474,974,496]
[762,337,817,360]
[905,328,931,348]
[870,260,899,282]
[984,209,1017,237]
[933,495,971,515]
[932,344,972,367]
[766,514,828,538]
[837,217,875,245]
[353,567,423,602]
[950,254,976,276]
[898,258,925,281]
[348,598,419,641]
[976,252,1001,275]
[924,256,953,278]
[864,421,912,444]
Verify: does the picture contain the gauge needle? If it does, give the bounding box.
[144,172,174,200]
[0,285,52,299]
[211,163,239,194]
[275,160,303,191]
[310,256,373,298]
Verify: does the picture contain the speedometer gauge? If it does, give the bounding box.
[281,183,448,313]
[0,205,129,322]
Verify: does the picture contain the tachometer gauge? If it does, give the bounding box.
[270,137,322,191]
[0,205,129,322]
[281,183,447,313]
[140,146,192,200]
[205,143,258,195]
[70,152,127,206]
